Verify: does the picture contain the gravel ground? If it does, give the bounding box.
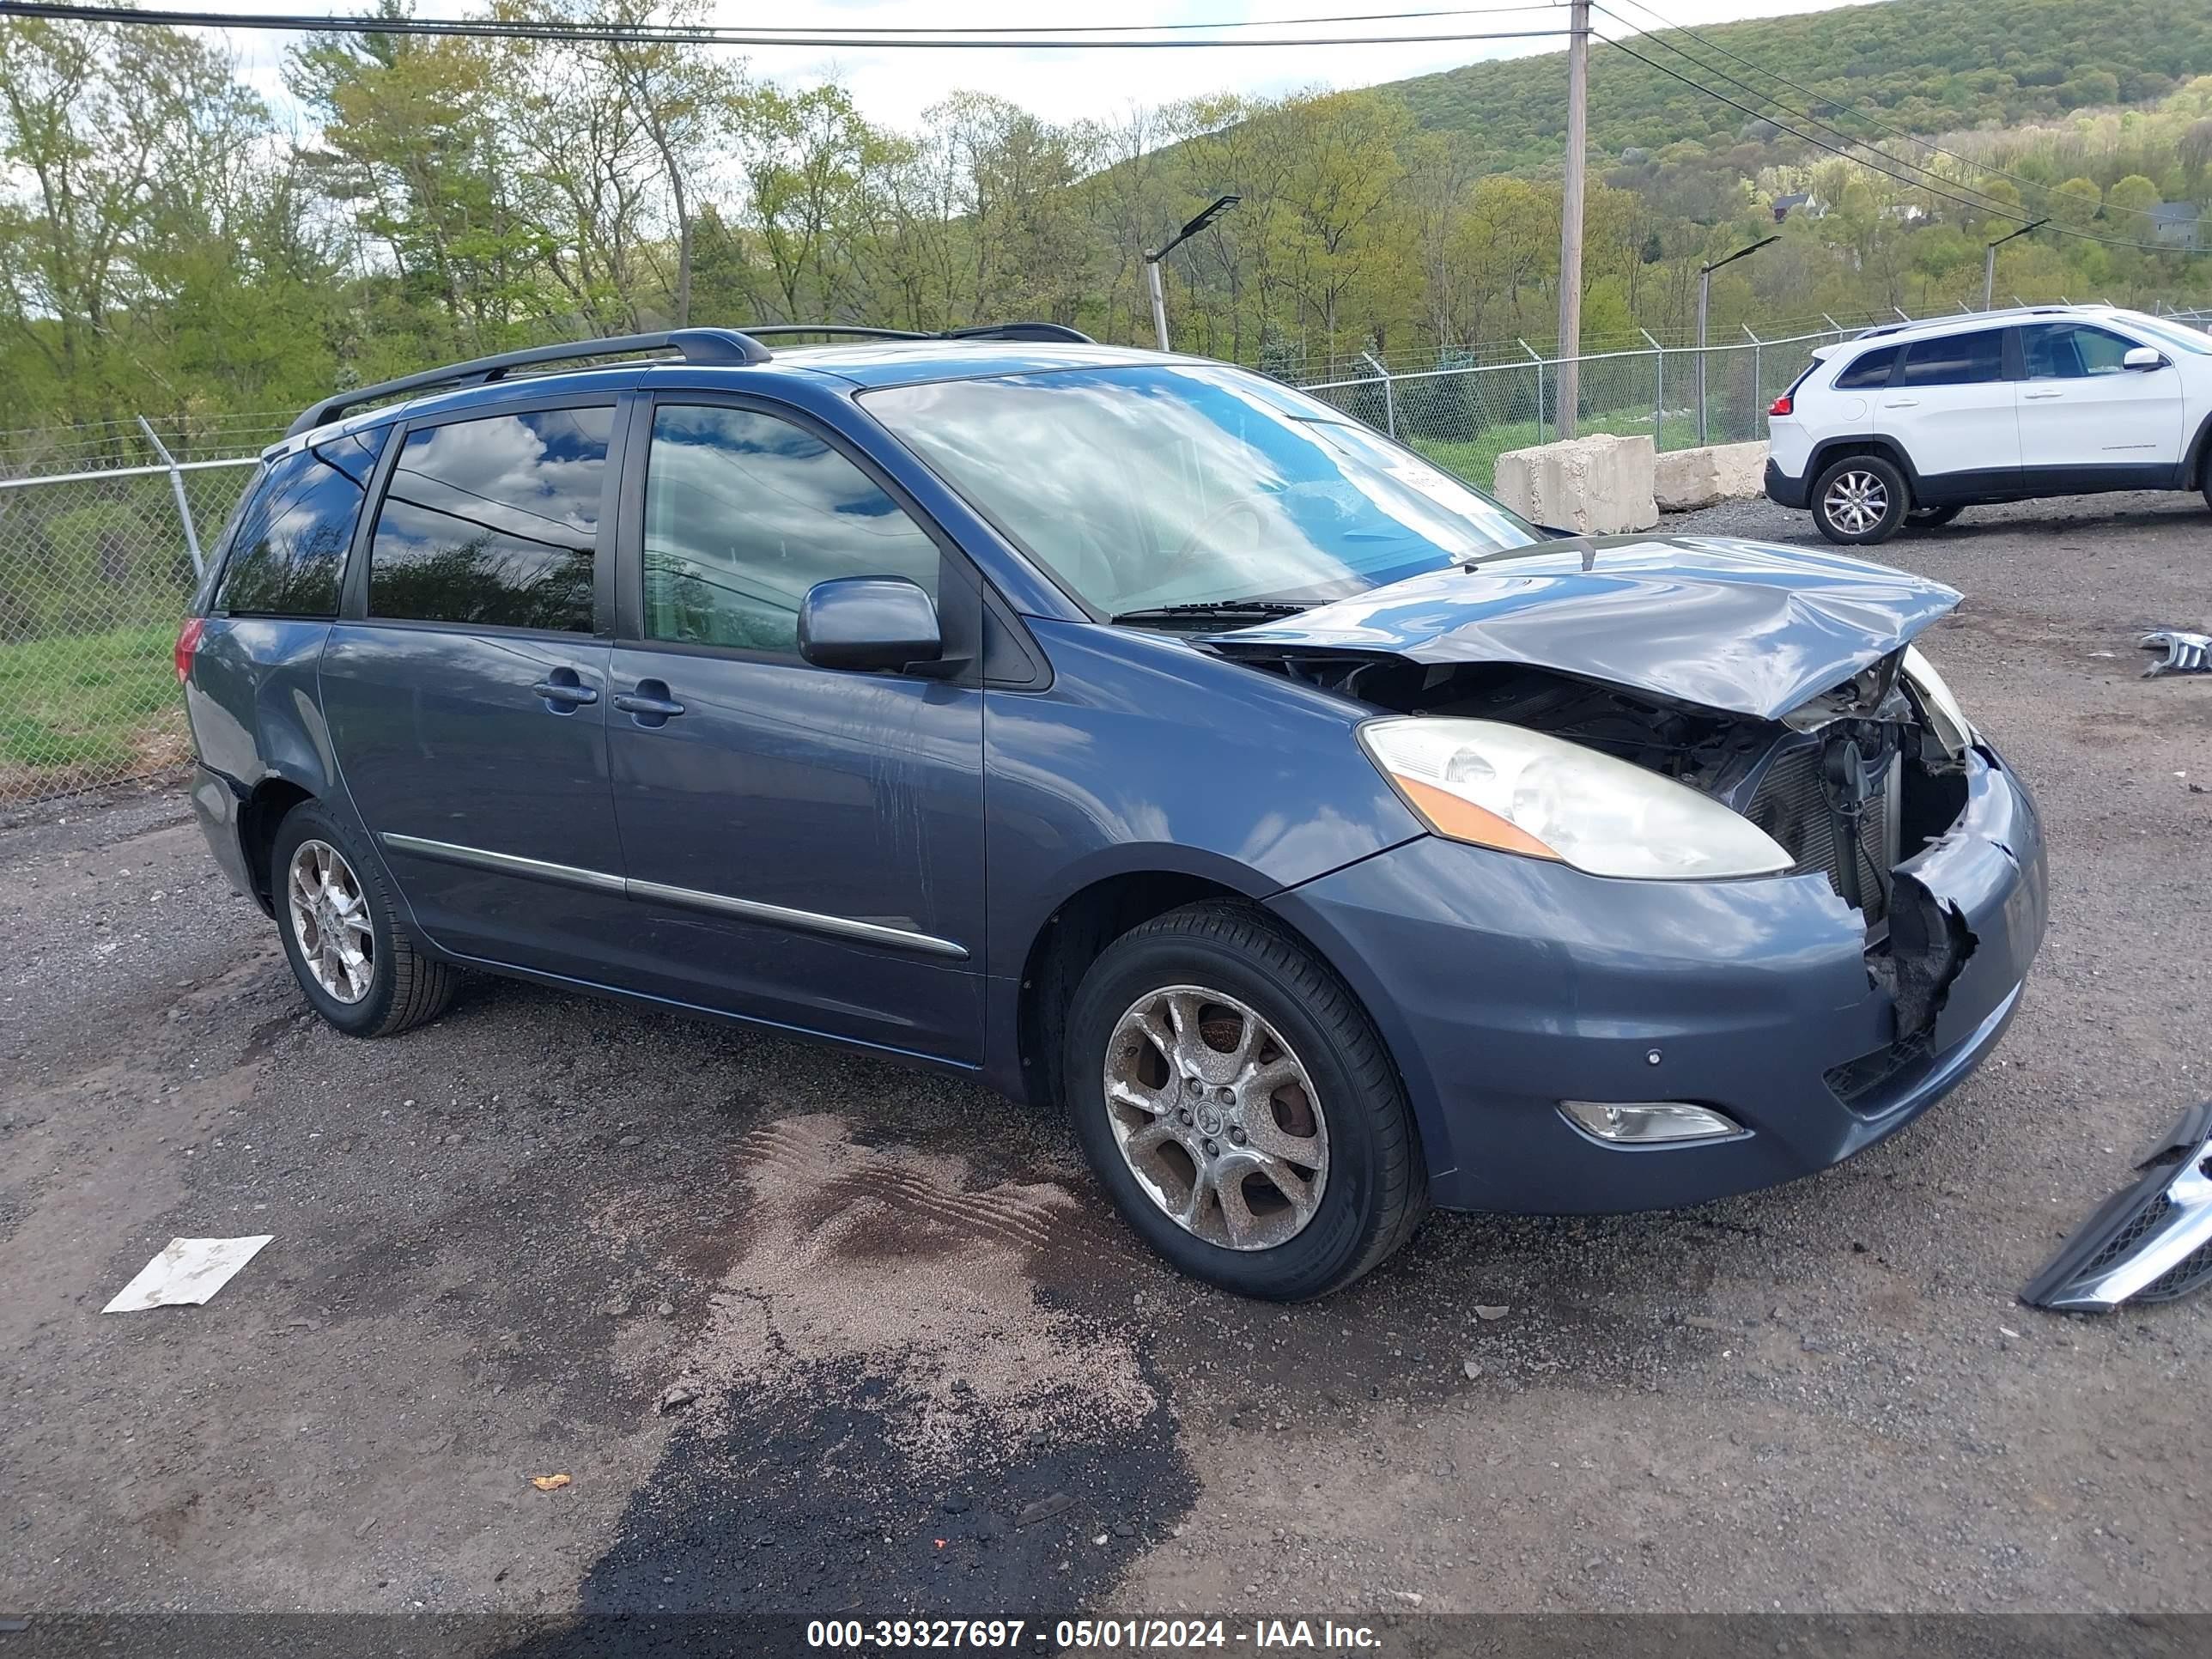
[3,489,2209,1635]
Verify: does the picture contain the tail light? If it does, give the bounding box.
[173,617,207,684]
[1769,393,1793,416]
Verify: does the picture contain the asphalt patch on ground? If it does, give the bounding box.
[492,1115,1198,1656]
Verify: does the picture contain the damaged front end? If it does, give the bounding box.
[1216,635,1987,1063]
[2022,1103,2212,1313]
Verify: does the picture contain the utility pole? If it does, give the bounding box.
[1554,0,1592,439]
[1144,194,1242,351]
[1984,219,2049,311]
[1695,236,1777,445]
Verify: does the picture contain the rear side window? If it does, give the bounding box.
[212,428,386,617]
[1898,330,2005,387]
[641,404,939,657]
[368,406,612,634]
[1832,347,1898,390]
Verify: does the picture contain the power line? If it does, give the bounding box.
[1590,1,2043,228]
[1596,0,2172,224]
[1594,26,2209,256]
[0,1,1570,49]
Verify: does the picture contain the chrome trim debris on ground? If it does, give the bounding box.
[2021,1100,2212,1313]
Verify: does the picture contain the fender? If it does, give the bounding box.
[2183,409,2212,490]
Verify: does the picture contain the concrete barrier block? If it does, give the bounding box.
[1654,440,1770,512]
[1493,433,1657,535]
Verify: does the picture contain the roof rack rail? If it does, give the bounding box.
[742,319,1097,346]
[941,321,1095,343]
[285,327,773,438]
[741,325,931,342]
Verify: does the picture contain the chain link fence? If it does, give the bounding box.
[0,451,262,807]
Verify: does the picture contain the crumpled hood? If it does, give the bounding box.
[1211,533,1962,720]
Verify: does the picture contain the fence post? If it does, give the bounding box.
[1743,325,1762,441]
[1518,339,1543,442]
[1358,349,1396,439]
[1639,328,1663,448]
[137,415,204,580]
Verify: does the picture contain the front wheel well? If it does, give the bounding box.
[240,778,315,915]
[1016,872,1255,1112]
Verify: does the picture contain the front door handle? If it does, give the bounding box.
[613,679,685,727]
[532,673,599,711]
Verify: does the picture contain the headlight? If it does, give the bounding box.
[1901,645,1974,750]
[1359,717,1794,880]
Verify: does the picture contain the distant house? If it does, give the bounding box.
[1879,202,1929,225]
[1771,191,1811,222]
[2149,202,2202,249]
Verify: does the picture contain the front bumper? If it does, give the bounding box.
[1764,456,1810,509]
[1269,746,2046,1214]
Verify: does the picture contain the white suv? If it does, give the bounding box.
[1765,304,2212,544]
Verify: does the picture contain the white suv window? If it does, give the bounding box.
[2021,322,2137,380]
[1832,346,1899,389]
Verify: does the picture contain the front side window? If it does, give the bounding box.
[641,404,939,656]
[213,428,386,617]
[368,406,611,633]
[2022,322,2139,380]
[1832,346,1899,390]
[1898,331,2005,387]
[863,364,1539,617]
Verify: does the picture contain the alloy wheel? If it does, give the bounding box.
[1102,985,1329,1251]
[1823,469,1890,535]
[286,839,374,1004]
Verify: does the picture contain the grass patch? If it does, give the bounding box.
[0,623,183,794]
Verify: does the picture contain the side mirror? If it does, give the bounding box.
[798,576,943,673]
[2124,345,2167,371]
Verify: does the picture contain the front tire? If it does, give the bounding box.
[272,800,459,1037]
[1810,454,1909,544]
[1062,901,1426,1300]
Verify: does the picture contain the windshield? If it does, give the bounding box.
[863,363,1539,617]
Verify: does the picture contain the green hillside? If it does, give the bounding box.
[1385,0,2212,167]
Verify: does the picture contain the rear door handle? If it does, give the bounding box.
[613,679,685,726]
[2022,390,2063,400]
[1881,398,1919,408]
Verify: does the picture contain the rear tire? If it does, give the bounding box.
[271,800,459,1038]
[1061,901,1427,1300]
[1810,453,1909,545]
[1906,503,1963,529]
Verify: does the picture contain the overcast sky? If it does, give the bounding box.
[194,0,1879,132]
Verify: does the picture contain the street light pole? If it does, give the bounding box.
[1554,0,1591,438]
[1696,235,1778,445]
[1984,218,2050,311]
[1144,193,1242,352]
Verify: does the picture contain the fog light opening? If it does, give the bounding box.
[1559,1100,1745,1145]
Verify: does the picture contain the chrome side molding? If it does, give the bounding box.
[380,832,968,962]
[2021,1100,2212,1313]
[380,833,625,894]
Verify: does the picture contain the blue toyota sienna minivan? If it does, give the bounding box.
[179,325,2046,1298]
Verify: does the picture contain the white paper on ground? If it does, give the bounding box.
[102,1236,274,1313]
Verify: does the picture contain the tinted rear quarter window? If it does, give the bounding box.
[1898,330,2005,387]
[1832,347,1899,390]
[369,406,612,633]
[212,428,386,617]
